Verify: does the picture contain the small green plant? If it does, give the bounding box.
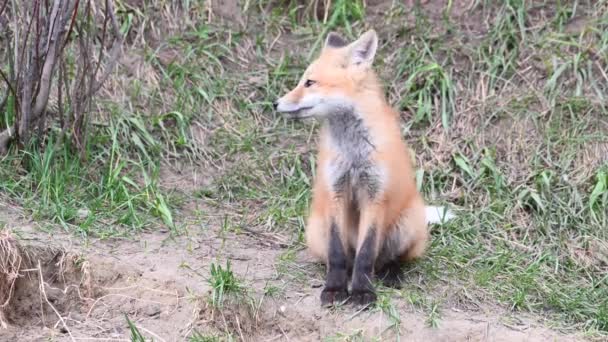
[208,260,243,308]
[477,1,526,89]
[374,289,402,337]
[323,329,368,342]
[263,282,283,297]
[406,63,454,129]
[307,0,366,59]
[589,168,608,221]
[394,43,455,129]
[126,314,150,342]
[188,330,223,342]
[426,301,441,328]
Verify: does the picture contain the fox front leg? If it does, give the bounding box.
[350,226,378,305]
[320,221,349,306]
[350,205,385,306]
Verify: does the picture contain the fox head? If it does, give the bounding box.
[273,29,379,119]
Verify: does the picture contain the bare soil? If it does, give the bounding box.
[0,193,587,342]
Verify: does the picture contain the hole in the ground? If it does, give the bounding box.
[0,232,118,330]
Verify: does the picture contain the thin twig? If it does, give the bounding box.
[59,0,80,52]
[0,86,10,115]
[0,67,19,110]
[91,0,108,86]
[0,0,9,16]
[87,0,123,97]
[234,313,246,342]
[132,324,167,342]
[31,0,65,118]
[85,293,173,320]
[37,260,76,342]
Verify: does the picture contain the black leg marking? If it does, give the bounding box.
[350,226,377,306]
[320,221,349,306]
[376,260,403,289]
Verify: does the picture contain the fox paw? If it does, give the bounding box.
[320,287,349,306]
[350,289,376,306]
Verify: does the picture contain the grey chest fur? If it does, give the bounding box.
[325,110,382,201]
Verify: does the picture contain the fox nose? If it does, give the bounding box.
[272,101,278,110]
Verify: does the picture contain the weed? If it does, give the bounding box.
[306,0,366,59]
[323,329,369,342]
[208,260,243,308]
[188,330,227,342]
[263,282,283,297]
[126,314,150,342]
[374,289,402,338]
[426,301,441,328]
[400,288,443,329]
[0,123,175,236]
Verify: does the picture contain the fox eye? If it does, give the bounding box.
[304,79,316,88]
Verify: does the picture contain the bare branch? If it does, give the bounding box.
[31,0,65,118]
[0,0,123,154]
[91,0,109,91]
[18,51,32,142]
[88,0,122,97]
[16,1,37,91]
[60,0,80,52]
[0,126,14,154]
[0,66,19,153]
[0,68,18,109]
[0,88,8,113]
[0,0,8,17]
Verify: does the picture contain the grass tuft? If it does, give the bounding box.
[208,260,243,308]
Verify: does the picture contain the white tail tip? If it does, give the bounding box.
[425,206,455,224]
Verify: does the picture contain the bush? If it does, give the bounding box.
[0,0,123,157]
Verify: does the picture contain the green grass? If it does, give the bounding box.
[0,116,177,236]
[1,0,607,338]
[188,330,229,342]
[323,330,368,342]
[126,314,150,342]
[374,288,403,336]
[207,260,244,308]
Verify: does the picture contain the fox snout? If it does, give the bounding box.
[273,93,315,119]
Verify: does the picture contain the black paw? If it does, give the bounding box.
[350,289,377,306]
[320,287,349,306]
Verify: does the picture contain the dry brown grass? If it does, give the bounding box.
[0,229,22,328]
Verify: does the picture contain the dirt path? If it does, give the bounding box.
[0,205,587,341]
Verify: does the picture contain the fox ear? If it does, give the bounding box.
[324,32,348,49]
[349,29,378,67]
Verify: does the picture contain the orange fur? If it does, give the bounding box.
[275,29,431,304]
[300,39,428,266]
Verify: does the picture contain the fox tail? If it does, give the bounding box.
[425,205,456,224]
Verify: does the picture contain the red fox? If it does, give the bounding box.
[273,29,454,306]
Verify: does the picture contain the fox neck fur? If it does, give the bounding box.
[320,93,394,207]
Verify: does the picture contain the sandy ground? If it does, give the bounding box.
[0,201,588,342]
